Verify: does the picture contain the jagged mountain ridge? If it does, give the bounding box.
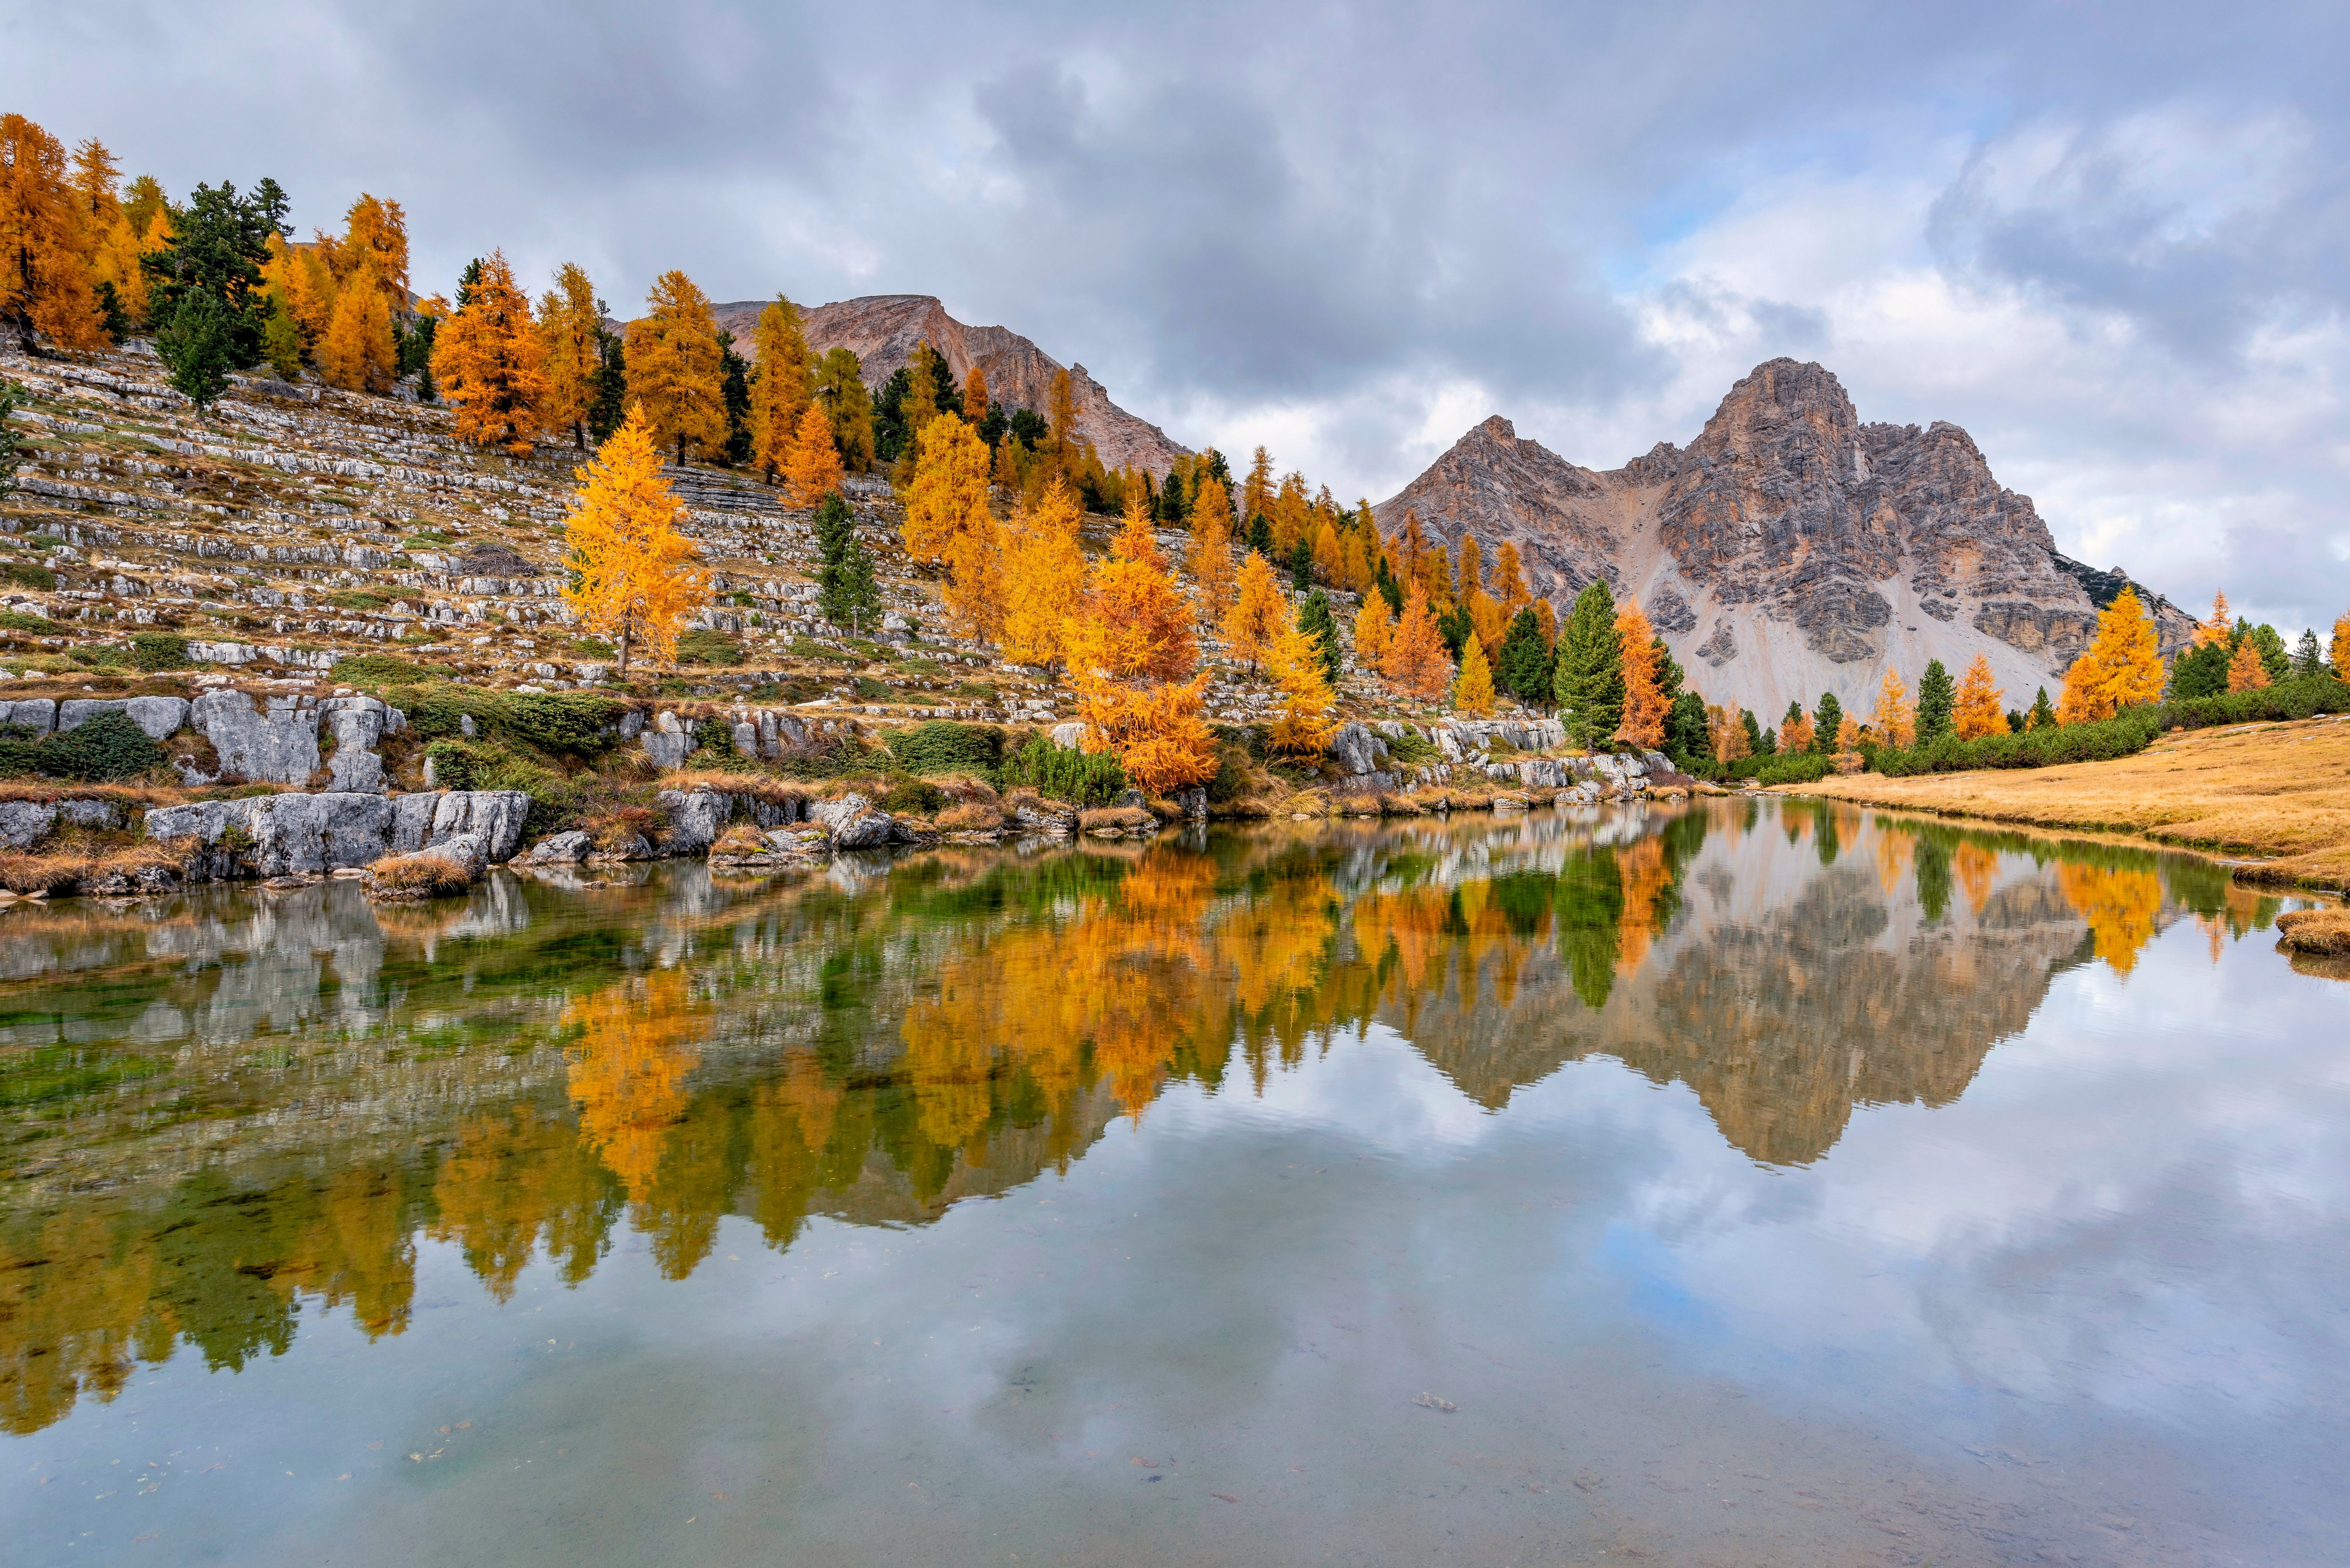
[1374,359,2195,720]
[710,294,1191,476]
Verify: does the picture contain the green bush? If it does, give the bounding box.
[0,710,162,781]
[997,734,1127,805]
[394,684,623,758]
[0,609,60,635]
[1724,751,1831,786]
[888,720,1004,776]
[2155,675,2350,730]
[130,631,190,671]
[1871,709,2165,776]
[677,628,746,665]
[1,561,56,591]
[879,774,946,816]
[425,738,572,834]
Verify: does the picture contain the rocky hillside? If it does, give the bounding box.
[710,293,1191,476]
[1375,359,2197,719]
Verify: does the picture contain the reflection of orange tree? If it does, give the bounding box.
[563,970,706,1202]
[1613,837,1673,976]
[429,1107,621,1302]
[2055,862,2164,977]
[1954,843,1999,914]
[0,1211,159,1435]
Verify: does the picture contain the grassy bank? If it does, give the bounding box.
[1780,714,2350,890]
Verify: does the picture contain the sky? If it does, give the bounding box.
[5,0,2345,635]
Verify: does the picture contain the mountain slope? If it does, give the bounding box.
[711,294,1190,475]
[1375,359,2195,720]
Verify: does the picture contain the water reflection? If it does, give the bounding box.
[0,799,2304,1440]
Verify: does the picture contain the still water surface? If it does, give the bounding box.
[3,800,2344,1566]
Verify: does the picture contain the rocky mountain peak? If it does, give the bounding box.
[1375,360,2198,719]
[708,293,1190,475]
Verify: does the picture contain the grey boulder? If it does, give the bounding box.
[192,688,322,784]
[809,792,912,849]
[656,788,732,853]
[55,695,190,740]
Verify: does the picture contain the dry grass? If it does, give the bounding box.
[582,804,662,849]
[934,802,1004,832]
[659,770,813,808]
[0,838,179,893]
[365,851,473,899]
[1785,715,2350,889]
[2276,908,2350,955]
[1078,804,1157,832]
[711,822,768,856]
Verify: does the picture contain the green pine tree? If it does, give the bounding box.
[0,378,22,497]
[1158,468,1188,525]
[1553,580,1622,748]
[2294,628,2327,678]
[1496,606,1550,703]
[1287,536,1313,592]
[1298,590,1343,686]
[1915,658,1955,741]
[1812,692,1844,753]
[156,290,235,412]
[2248,623,2291,683]
[2028,686,2057,729]
[140,179,280,373]
[718,330,752,466]
[1664,689,1709,767]
[2168,639,2229,698]
[588,328,627,443]
[1248,513,1274,557]
[814,491,880,629]
[1740,708,1765,755]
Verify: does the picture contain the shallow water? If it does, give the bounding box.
[2,799,2344,1566]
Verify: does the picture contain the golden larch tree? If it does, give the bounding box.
[1187,470,1237,614]
[783,403,843,509]
[1080,497,1198,681]
[748,294,813,481]
[1046,367,1078,479]
[1870,667,1915,748]
[1467,587,1505,658]
[1779,709,1816,753]
[962,362,989,421]
[2057,586,2165,723]
[900,411,993,563]
[1354,593,1395,673]
[1264,612,1339,756]
[2226,639,2270,692]
[317,279,397,394]
[625,269,725,465]
[2333,608,2350,679]
[560,407,707,675]
[1115,486,1164,569]
[537,262,602,449]
[1452,635,1497,717]
[1222,549,1288,673]
[1710,705,1751,764]
[1614,603,1666,747]
[0,114,106,352]
[1491,541,1530,614]
[1065,570,1216,796]
[432,249,546,451]
[1832,714,1863,774]
[999,477,1087,666]
[1952,653,2007,739]
[2195,590,2231,647]
[333,195,409,299]
[1241,446,1275,530]
[1384,582,1454,701]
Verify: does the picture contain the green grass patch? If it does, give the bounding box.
[888,720,1005,776]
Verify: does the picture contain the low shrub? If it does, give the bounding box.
[998,734,1127,805]
[1382,728,1441,767]
[0,609,62,635]
[1078,805,1156,831]
[677,628,746,665]
[0,710,162,782]
[1724,751,1832,786]
[366,851,473,899]
[584,804,662,850]
[711,822,767,857]
[889,720,1005,777]
[1,561,56,591]
[879,774,947,817]
[1869,709,2165,776]
[130,631,190,671]
[394,683,624,757]
[2156,675,2350,731]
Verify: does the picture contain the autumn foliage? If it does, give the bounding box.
[431,249,545,452]
[1383,583,1453,702]
[1952,653,2008,739]
[1614,603,1665,747]
[560,407,708,673]
[625,269,724,465]
[2057,586,2165,724]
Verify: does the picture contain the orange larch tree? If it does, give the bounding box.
[317,278,397,393]
[1870,667,1916,748]
[1065,508,1217,794]
[560,407,708,675]
[1187,469,1237,615]
[2226,638,2271,692]
[1614,603,1666,747]
[1951,653,2007,739]
[782,403,843,509]
[536,262,603,449]
[1452,635,1497,717]
[2057,586,2165,723]
[1383,582,1454,701]
[1354,593,1395,675]
[0,113,106,352]
[1222,550,1287,673]
[625,269,725,465]
[900,412,993,564]
[431,249,545,451]
[749,294,813,481]
[962,362,989,422]
[999,478,1087,667]
[1264,610,1340,756]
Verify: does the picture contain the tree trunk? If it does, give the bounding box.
[573,420,585,451]
[616,624,630,677]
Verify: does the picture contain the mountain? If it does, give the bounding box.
[710,294,1191,476]
[1373,359,2197,720]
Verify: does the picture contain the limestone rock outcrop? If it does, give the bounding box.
[144,788,529,879]
[1375,359,2198,719]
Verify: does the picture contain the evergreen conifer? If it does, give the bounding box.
[1496,605,1550,703]
[1553,580,1623,748]
[2028,687,2057,729]
[814,491,880,630]
[1915,658,1954,741]
[1297,590,1343,687]
[1812,692,1844,753]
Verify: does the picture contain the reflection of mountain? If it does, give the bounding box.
[0,806,2260,1435]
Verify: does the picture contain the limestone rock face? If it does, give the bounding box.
[709,294,1191,477]
[808,792,912,849]
[1375,358,2199,720]
[192,688,322,784]
[56,696,190,739]
[145,788,528,877]
[656,788,732,854]
[0,698,57,736]
[320,694,401,793]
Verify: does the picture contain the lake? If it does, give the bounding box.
[3,799,2344,1566]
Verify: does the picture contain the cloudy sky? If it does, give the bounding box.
[5,1,2344,633]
